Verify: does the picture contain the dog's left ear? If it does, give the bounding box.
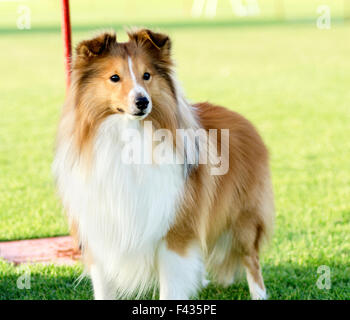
[128,29,171,58]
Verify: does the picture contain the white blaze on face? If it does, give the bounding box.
[127,56,152,117]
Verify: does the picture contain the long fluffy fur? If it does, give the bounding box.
[53,29,274,299]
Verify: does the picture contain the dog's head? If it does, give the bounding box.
[72,29,175,122]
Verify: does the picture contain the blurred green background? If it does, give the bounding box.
[0,0,349,299]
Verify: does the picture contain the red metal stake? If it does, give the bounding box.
[61,0,72,91]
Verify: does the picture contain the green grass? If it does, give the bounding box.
[0,0,349,299]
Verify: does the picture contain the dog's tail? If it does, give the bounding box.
[205,233,245,287]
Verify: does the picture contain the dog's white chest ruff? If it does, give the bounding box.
[53,116,185,295]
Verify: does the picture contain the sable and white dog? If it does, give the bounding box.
[53,29,274,300]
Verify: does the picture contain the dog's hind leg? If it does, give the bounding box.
[243,253,267,300]
[157,241,204,300]
[231,208,271,300]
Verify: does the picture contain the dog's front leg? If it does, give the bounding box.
[90,264,115,300]
[157,241,204,300]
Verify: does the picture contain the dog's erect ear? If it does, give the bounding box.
[76,32,116,60]
[128,29,171,57]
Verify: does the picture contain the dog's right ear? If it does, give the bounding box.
[76,32,116,60]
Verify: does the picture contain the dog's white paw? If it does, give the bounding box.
[251,286,268,300]
[202,278,210,288]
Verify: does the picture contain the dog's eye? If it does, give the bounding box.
[110,74,120,83]
[143,72,151,81]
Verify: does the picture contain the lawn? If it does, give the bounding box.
[0,0,349,299]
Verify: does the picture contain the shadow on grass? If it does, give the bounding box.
[0,262,348,300]
[0,18,347,36]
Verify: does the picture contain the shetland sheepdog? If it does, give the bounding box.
[53,28,274,300]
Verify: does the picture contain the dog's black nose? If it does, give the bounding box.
[135,96,149,111]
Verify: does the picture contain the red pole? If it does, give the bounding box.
[61,0,72,91]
